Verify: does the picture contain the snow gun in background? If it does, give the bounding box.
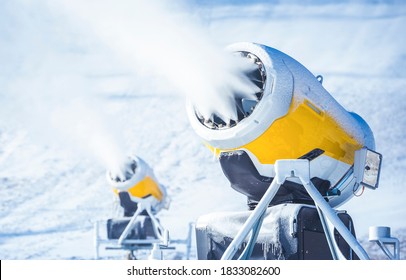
[187,42,400,260]
[106,156,169,217]
[94,156,192,260]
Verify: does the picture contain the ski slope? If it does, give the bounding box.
[1,0,405,259]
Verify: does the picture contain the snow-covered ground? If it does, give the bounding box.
[1,0,405,259]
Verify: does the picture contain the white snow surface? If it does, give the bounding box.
[1,0,406,259]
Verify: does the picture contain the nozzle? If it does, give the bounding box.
[193,51,266,130]
[108,158,137,183]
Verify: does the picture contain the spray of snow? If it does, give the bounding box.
[1,0,259,180]
[3,69,128,180]
[52,0,259,124]
[0,1,129,179]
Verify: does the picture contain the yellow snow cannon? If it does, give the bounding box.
[186,42,381,209]
[106,156,168,216]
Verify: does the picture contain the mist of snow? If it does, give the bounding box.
[0,0,129,179]
[53,0,259,124]
[0,0,260,180]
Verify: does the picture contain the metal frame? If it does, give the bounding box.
[369,226,400,260]
[221,159,370,260]
[94,198,194,260]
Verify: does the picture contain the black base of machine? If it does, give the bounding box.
[294,206,358,260]
[195,204,359,260]
[107,216,158,240]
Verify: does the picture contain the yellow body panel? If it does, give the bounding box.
[209,98,362,165]
[113,176,163,201]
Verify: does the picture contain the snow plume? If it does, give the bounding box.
[4,68,129,180]
[1,0,259,180]
[0,1,128,178]
[53,0,259,124]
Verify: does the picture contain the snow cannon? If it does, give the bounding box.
[186,42,382,209]
[96,157,183,260]
[106,156,168,216]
